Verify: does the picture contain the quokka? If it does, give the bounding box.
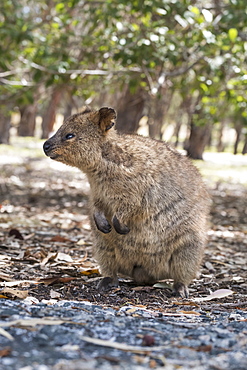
[43,107,210,297]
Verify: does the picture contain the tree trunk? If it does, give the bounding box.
[63,92,77,119]
[173,96,192,147]
[186,122,212,160]
[173,121,182,147]
[148,87,173,140]
[18,104,37,137]
[216,121,225,152]
[63,101,74,120]
[41,88,63,139]
[148,97,164,140]
[242,133,247,154]
[0,113,10,144]
[115,86,145,134]
[233,122,242,155]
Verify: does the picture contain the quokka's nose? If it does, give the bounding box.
[43,141,51,154]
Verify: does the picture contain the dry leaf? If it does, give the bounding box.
[79,260,98,267]
[0,317,68,328]
[41,252,57,266]
[60,344,80,351]
[38,276,61,285]
[0,255,11,261]
[172,301,200,307]
[205,261,216,273]
[132,286,152,292]
[79,335,167,354]
[50,235,72,242]
[178,344,213,352]
[38,276,76,285]
[1,287,28,299]
[0,328,14,341]
[58,277,76,283]
[41,299,58,305]
[149,359,158,368]
[195,345,212,352]
[55,252,73,263]
[16,251,25,259]
[194,289,234,302]
[77,239,86,245]
[77,253,88,263]
[24,233,35,240]
[50,289,61,299]
[0,280,38,287]
[80,268,100,276]
[120,306,161,318]
[231,276,244,282]
[23,296,40,305]
[0,273,14,282]
[134,304,147,308]
[161,312,202,317]
[0,347,12,356]
[178,310,201,316]
[126,308,137,314]
[153,282,172,289]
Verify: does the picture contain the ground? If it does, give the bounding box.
[0,139,247,369]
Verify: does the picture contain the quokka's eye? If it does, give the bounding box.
[65,133,75,140]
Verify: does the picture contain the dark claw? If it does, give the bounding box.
[97,276,119,291]
[113,215,130,235]
[93,211,112,234]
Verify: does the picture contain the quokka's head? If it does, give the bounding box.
[43,107,116,170]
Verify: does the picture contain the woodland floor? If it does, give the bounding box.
[0,139,247,369]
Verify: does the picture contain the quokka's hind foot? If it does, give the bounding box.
[97,276,119,291]
[172,282,189,298]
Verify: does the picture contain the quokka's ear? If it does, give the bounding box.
[80,105,92,114]
[98,107,117,133]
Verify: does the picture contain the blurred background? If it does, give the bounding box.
[0,0,247,160]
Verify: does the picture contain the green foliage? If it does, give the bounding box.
[0,0,246,130]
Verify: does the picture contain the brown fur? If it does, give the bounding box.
[43,107,210,297]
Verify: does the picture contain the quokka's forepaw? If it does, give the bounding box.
[93,211,112,234]
[113,215,130,234]
[97,276,119,291]
[172,282,189,298]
